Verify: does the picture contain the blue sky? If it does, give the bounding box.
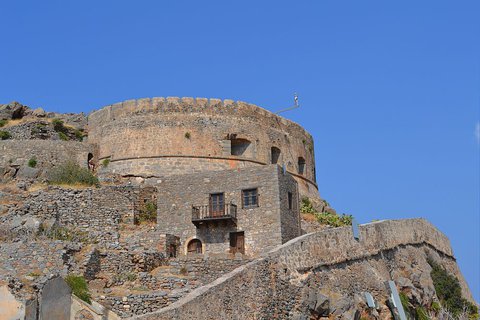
[1,1,479,301]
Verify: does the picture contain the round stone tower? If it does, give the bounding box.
[87,97,320,201]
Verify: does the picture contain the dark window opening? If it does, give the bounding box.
[187,239,202,254]
[288,192,293,210]
[298,157,306,175]
[87,153,94,171]
[271,147,281,164]
[242,189,258,208]
[168,244,177,258]
[231,138,251,156]
[209,193,225,217]
[230,232,245,254]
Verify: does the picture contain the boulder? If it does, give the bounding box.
[16,166,40,180]
[307,290,330,317]
[32,108,46,117]
[0,102,27,120]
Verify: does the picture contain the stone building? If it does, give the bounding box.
[157,165,301,256]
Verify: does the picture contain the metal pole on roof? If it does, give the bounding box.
[275,93,300,114]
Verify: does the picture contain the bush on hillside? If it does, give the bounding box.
[0,130,11,140]
[428,259,478,319]
[48,161,99,187]
[65,274,91,304]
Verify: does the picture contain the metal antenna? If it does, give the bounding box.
[275,92,300,114]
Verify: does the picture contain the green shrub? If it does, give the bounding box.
[301,197,353,227]
[101,158,110,167]
[65,274,91,304]
[429,259,478,319]
[314,211,353,227]
[74,129,84,141]
[431,301,441,313]
[28,157,37,168]
[0,119,7,127]
[58,132,69,141]
[44,226,89,243]
[52,118,66,132]
[48,161,99,187]
[135,201,157,224]
[184,132,191,139]
[0,131,11,140]
[27,272,40,277]
[300,197,317,214]
[415,306,430,320]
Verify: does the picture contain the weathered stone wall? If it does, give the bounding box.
[2,186,153,247]
[0,140,91,182]
[278,170,302,243]
[87,97,319,201]
[131,219,473,320]
[156,165,301,256]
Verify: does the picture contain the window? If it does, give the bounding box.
[187,239,202,254]
[242,189,258,208]
[288,192,293,210]
[271,147,281,164]
[231,138,251,156]
[298,157,306,175]
[209,193,225,217]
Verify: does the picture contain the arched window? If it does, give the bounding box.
[231,138,251,156]
[187,239,203,254]
[271,147,281,164]
[298,157,306,175]
[87,153,94,171]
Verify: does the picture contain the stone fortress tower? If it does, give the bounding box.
[87,97,320,202]
[0,98,476,319]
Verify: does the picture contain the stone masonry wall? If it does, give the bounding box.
[0,140,91,182]
[156,165,301,257]
[131,219,473,320]
[278,170,301,243]
[87,97,319,201]
[2,186,149,247]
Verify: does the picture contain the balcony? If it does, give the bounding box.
[191,204,237,226]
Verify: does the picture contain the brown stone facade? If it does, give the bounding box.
[156,165,301,257]
[87,97,319,201]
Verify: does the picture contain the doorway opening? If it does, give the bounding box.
[230,231,245,255]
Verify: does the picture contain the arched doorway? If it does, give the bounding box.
[87,153,94,171]
[187,239,203,254]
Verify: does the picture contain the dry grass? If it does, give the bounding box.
[301,212,317,222]
[27,183,48,192]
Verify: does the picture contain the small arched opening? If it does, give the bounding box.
[298,157,306,175]
[187,239,203,255]
[231,138,251,156]
[87,153,94,171]
[271,147,281,164]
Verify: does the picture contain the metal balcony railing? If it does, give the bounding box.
[191,203,237,225]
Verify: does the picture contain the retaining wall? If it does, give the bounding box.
[131,219,472,320]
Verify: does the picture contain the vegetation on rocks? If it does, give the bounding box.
[28,156,37,168]
[301,197,353,227]
[65,274,91,304]
[58,132,69,141]
[102,158,110,167]
[428,259,478,319]
[135,201,157,224]
[0,119,7,127]
[0,130,11,140]
[48,161,99,187]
